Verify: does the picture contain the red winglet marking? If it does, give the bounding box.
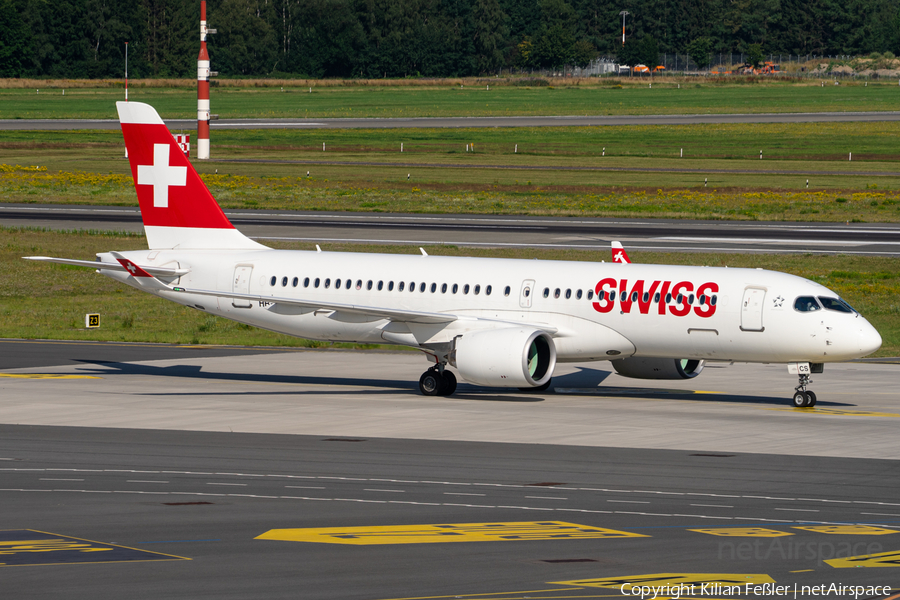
[116,257,152,278]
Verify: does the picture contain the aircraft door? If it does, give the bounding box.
[232,265,253,308]
[519,279,535,308]
[740,287,766,331]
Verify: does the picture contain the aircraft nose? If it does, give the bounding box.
[858,319,882,356]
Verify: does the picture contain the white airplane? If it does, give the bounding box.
[25,102,882,407]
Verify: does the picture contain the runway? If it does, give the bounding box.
[3,111,900,130]
[1,340,898,599]
[4,203,900,256]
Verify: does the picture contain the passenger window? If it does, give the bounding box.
[698,295,706,305]
[688,294,694,304]
[676,293,683,303]
[464,284,470,294]
[565,289,571,299]
[654,292,660,302]
[504,286,511,296]
[666,293,672,303]
[314,278,320,288]
[281,276,288,287]
[324,278,331,289]
[356,279,362,290]
[420,282,426,292]
[711,295,717,305]
[292,277,299,287]
[587,290,593,300]
[430,283,437,293]
[367,280,373,290]
[474,285,481,295]
[388,281,394,291]
[270,276,277,286]
[794,296,821,312]
[631,291,638,302]
[642,292,649,302]
[452,283,458,294]
[554,288,560,299]
[441,283,447,293]
[818,297,853,313]
[346,279,352,289]
[335,278,341,289]
[486,285,492,295]
[303,277,310,288]
[377,281,383,291]
[398,281,405,292]
[576,289,582,300]
[620,291,627,302]
[543,288,549,298]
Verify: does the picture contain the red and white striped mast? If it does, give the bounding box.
[197,0,211,159]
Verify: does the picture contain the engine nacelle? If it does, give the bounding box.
[452,328,556,388]
[611,357,705,380]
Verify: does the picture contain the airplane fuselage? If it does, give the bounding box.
[100,248,881,365]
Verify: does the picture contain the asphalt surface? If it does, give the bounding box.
[4,203,900,256]
[0,338,300,370]
[3,111,900,130]
[2,425,898,600]
[2,340,899,598]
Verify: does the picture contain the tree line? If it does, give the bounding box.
[2,0,899,79]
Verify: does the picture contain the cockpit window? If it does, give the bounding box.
[818,297,855,314]
[794,296,821,312]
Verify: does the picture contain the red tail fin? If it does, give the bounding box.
[117,102,263,250]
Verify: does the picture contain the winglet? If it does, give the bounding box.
[611,241,631,264]
[111,252,172,291]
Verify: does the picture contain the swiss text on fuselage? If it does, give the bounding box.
[592,278,719,318]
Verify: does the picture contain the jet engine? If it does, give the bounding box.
[611,357,704,380]
[452,328,556,388]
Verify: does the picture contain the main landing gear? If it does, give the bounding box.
[419,365,457,396]
[792,373,817,408]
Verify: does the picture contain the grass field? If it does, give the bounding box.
[2,81,899,119]
[3,121,900,221]
[3,227,897,356]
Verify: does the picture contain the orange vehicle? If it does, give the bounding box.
[653,65,666,72]
[633,64,649,74]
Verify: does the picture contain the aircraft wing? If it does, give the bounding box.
[23,256,190,277]
[175,286,458,325]
[176,286,558,333]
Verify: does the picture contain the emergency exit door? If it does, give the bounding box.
[232,265,253,308]
[520,279,535,308]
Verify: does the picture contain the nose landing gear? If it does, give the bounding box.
[792,373,817,408]
[419,365,457,396]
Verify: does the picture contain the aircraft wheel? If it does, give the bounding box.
[440,370,457,396]
[806,390,817,407]
[419,369,442,396]
[792,391,809,408]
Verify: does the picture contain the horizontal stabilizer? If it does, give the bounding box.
[23,256,189,277]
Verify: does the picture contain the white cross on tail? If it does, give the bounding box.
[137,144,187,208]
